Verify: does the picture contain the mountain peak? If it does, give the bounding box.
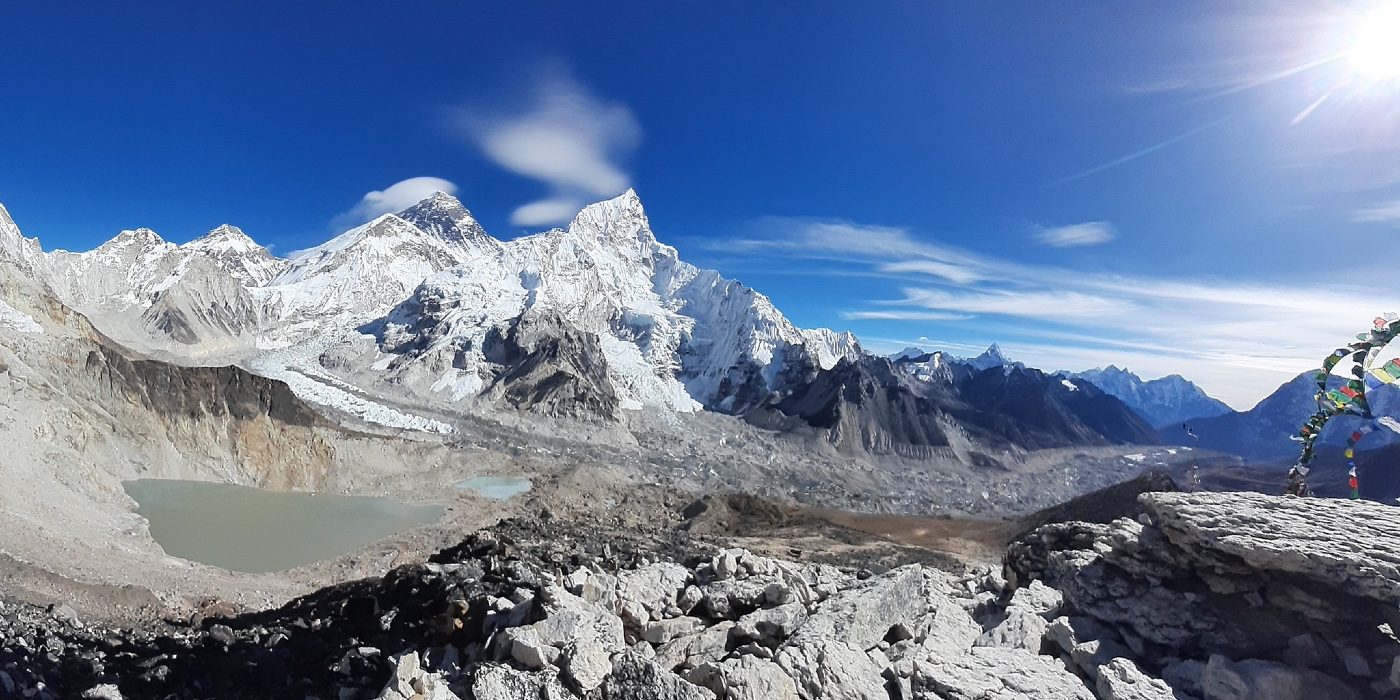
[106,228,168,249]
[890,346,928,362]
[568,189,656,249]
[967,343,1010,371]
[186,224,260,251]
[397,192,493,252]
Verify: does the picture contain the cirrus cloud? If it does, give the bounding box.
[1032,221,1117,247]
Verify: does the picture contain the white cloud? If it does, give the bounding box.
[878,260,983,284]
[1352,200,1400,223]
[893,288,1137,320]
[839,310,973,321]
[453,72,641,227]
[333,177,458,230]
[722,216,1390,408]
[1032,221,1117,247]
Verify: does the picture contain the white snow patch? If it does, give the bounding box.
[1060,379,1079,391]
[1122,453,1147,462]
[0,300,42,334]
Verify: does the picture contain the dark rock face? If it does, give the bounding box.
[482,310,621,421]
[745,355,1156,457]
[955,366,1158,448]
[81,344,322,428]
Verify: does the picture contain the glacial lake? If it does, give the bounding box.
[123,479,444,574]
[455,475,532,500]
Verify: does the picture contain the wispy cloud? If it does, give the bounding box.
[1352,200,1400,224]
[839,310,973,322]
[332,177,458,230]
[1032,221,1117,247]
[893,288,1136,320]
[724,216,1387,408]
[452,70,640,227]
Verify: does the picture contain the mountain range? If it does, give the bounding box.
[0,191,1164,460]
[1066,365,1232,428]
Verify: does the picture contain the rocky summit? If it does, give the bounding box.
[0,491,1394,699]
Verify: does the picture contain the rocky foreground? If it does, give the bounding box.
[3,491,1399,699]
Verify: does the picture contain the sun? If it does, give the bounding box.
[1348,3,1400,82]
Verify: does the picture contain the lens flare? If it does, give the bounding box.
[1349,3,1400,81]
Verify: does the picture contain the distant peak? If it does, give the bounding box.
[890,346,927,361]
[114,227,166,244]
[185,224,266,254]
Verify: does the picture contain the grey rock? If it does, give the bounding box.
[644,617,707,645]
[1200,654,1359,700]
[603,650,715,700]
[1096,658,1182,700]
[1161,659,1206,697]
[776,639,886,700]
[656,621,737,672]
[80,685,123,700]
[733,602,807,646]
[679,585,704,615]
[1070,637,1133,681]
[713,550,742,580]
[690,656,800,700]
[910,646,1095,700]
[787,565,924,652]
[1046,616,1114,655]
[207,624,236,646]
[974,606,1049,652]
[471,663,575,700]
[1337,645,1372,677]
[618,563,692,617]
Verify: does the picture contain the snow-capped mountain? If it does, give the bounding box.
[183,225,288,286]
[1069,365,1231,428]
[395,190,499,257]
[259,213,471,330]
[6,190,862,421]
[362,190,862,413]
[967,343,1013,371]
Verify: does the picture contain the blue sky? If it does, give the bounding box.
[2,1,1399,407]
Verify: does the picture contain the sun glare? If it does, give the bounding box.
[1349,3,1400,81]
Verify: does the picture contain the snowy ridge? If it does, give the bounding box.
[372,190,863,412]
[0,190,864,428]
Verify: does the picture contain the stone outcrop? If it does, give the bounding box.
[8,490,1400,699]
[1008,491,1400,698]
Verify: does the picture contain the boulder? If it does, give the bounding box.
[910,646,1095,700]
[776,639,887,700]
[656,621,737,672]
[689,656,800,700]
[618,564,693,618]
[1096,658,1183,700]
[644,617,708,645]
[471,664,575,700]
[733,603,807,646]
[787,565,924,652]
[603,650,715,700]
[1200,654,1359,700]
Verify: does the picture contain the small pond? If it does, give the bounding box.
[123,479,443,574]
[454,475,532,500]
